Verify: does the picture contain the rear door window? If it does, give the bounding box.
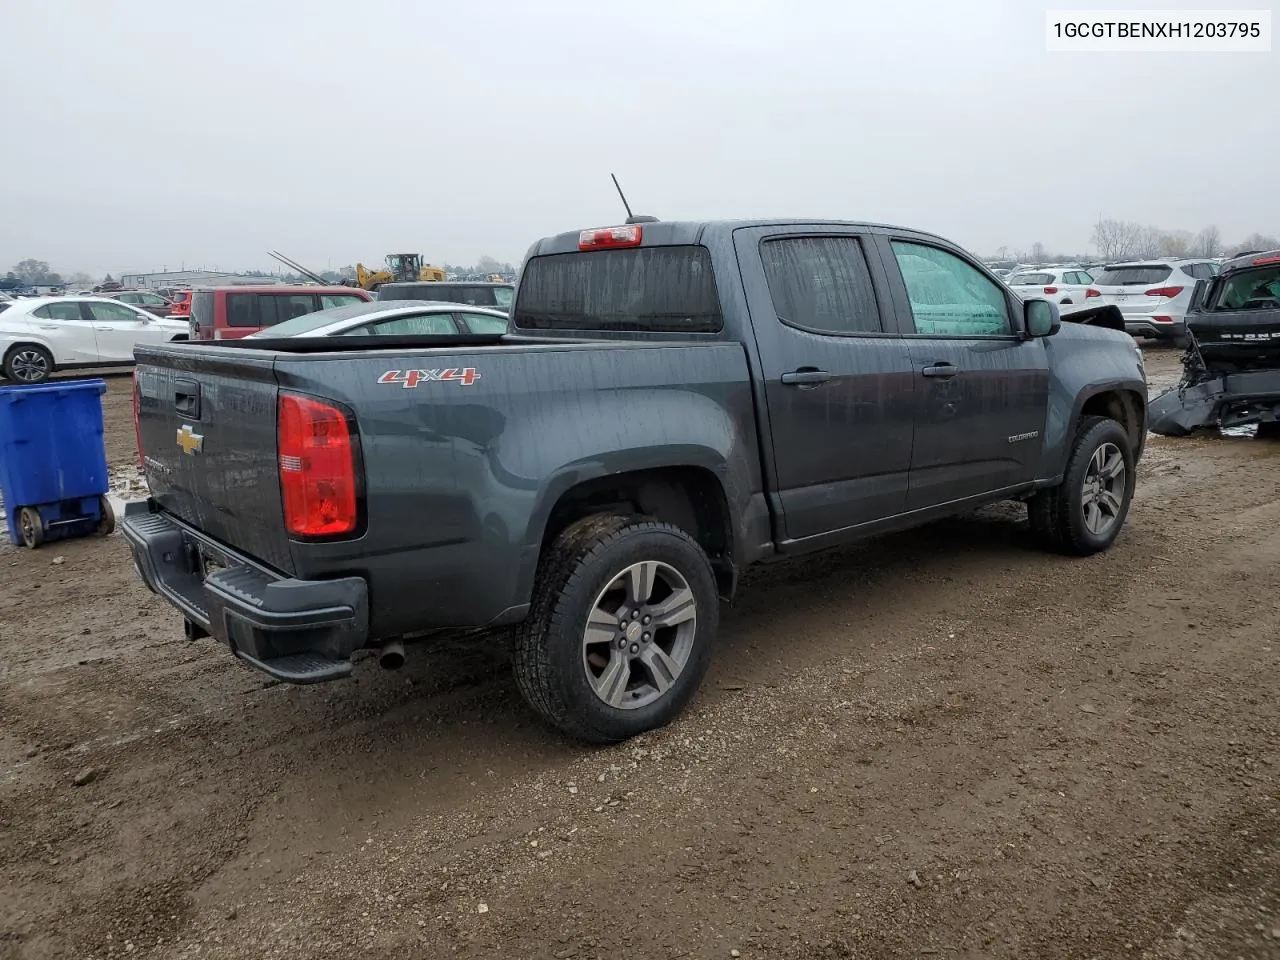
[1093,265,1173,285]
[514,246,723,333]
[492,286,514,310]
[225,293,258,327]
[273,294,320,323]
[34,302,87,322]
[349,312,459,336]
[225,293,320,327]
[759,236,883,335]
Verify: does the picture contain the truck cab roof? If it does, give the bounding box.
[526,218,939,257]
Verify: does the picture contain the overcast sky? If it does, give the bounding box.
[2,0,1276,277]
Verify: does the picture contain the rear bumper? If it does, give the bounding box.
[1149,368,1280,435]
[121,500,368,683]
[1123,316,1184,341]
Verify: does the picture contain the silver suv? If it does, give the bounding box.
[1090,258,1220,346]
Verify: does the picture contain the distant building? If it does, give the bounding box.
[117,270,275,290]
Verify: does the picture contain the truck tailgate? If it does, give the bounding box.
[135,344,295,574]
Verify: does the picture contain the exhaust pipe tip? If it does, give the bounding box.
[378,639,405,670]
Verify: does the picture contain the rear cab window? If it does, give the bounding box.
[514,246,723,333]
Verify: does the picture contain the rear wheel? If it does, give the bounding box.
[1256,422,1280,440]
[512,514,718,743]
[18,508,45,549]
[1028,416,1135,555]
[3,345,53,384]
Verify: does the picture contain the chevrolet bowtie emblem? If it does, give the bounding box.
[176,424,204,456]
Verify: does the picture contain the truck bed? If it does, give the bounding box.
[131,335,761,641]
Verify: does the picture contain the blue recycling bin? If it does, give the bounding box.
[0,378,114,548]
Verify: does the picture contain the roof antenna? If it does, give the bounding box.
[611,173,658,225]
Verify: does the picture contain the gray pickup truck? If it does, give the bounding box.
[123,218,1148,742]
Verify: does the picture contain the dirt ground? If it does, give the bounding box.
[2,351,1278,960]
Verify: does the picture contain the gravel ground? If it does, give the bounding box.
[2,349,1278,960]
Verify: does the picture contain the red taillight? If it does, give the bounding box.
[1043,286,1058,295]
[132,370,144,469]
[578,225,643,250]
[1145,286,1184,298]
[277,393,358,538]
[1086,288,1101,298]
[1253,255,1280,266]
[1152,315,1174,324]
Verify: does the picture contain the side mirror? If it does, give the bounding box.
[1024,298,1061,337]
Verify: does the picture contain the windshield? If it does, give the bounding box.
[514,245,723,332]
[1210,265,1280,311]
[1093,265,1172,286]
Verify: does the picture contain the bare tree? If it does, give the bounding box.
[1133,226,1165,260]
[1193,226,1222,258]
[1030,241,1047,263]
[1157,230,1193,258]
[1091,218,1142,261]
[1232,233,1280,255]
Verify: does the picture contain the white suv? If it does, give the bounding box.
[1005,266,1097,314]
[1089,259,1220,346]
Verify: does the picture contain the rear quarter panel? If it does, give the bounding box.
[275,341,761,638]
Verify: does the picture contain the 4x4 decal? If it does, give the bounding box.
[378,368,481,389]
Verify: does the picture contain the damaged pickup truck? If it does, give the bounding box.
[1150,250,1280,438]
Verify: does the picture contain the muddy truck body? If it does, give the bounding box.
[124,219,1147,742]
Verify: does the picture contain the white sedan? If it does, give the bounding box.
[1005,267,1097,314]
[0,296,190,383]
[244,299,510,339]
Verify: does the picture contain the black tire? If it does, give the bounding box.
[18,507,45,549]
[96,496,116,537]
[1255,422,1280,440]
[3,344,54,384]
[1028,415,1136,556]
[512,514,719,744]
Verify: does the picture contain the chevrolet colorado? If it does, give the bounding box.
[123,218,1148,742]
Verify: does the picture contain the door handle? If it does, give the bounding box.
[38,324,58,330]
[921,363,958,379]
[97,326,115,331]
[781,369,833,386]
[174,378,202,418]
